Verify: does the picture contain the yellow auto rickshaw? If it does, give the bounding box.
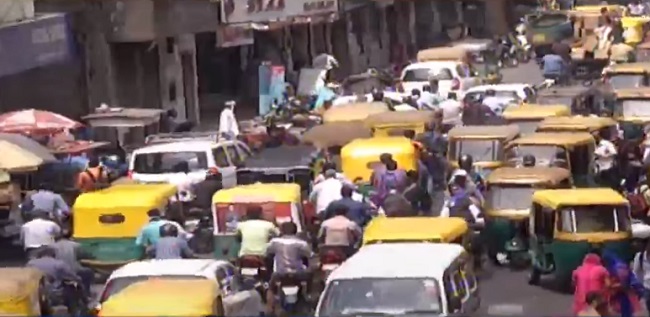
[212,183,304,260]
[501,104,570,134]
[0,268,45,316]
[340,136,417,183]
[536,115,618,133]
[602,63,650,90]
[484,167,572,267]
[621,16,650,45]
[615,87,650,123]
[528,188,632,290]
[364,110,437,137]
[98,279,224,317]
[301,121,372,178]
[572,4,625,13]
[73,183,178,273]
[363,216,469,245]
[507,132,595,187]
[447,125,520,177]
[321,102,390,124]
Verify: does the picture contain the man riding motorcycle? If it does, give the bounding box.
[147,223,195,259]
[450,155,485,206]
[27,246,85,312]
[318,204,362,258]
[265,222,313,313]
[236,205,279,258]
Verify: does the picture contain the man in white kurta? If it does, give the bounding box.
[219,100,239,140]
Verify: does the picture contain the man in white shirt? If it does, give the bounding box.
[594,128,618,189]
[219,100,239,140]
[21,211,60,259]
[309,169,343,216]
[439,92,463,126]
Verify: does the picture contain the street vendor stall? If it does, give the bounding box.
[0,109,82,136]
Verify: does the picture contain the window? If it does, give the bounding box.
[486,185,534,210]
[402,68,433,82]
[433,68,453,81]
[212,146,230,167]
[558,205,631,233]
[132,151,208,174]
[236,143,252,161]
[452,140,499,162]
[620,100,650,118]
[318,278,442,316]
[608,74,645,90]
[510,145,567,168]
[225,145,242,166]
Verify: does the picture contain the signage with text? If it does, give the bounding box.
[221,0,337,24]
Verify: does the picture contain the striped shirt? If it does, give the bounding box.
[266,236,312,273]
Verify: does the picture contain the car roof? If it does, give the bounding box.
[466,84,530,92]
[109,259,227,279]
[133,140,222,154]
[404,61,460,70]
[328,243,464,281]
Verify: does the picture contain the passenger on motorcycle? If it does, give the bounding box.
[51,230,94,298]
[147,223,195,259]
[318,205,361,257]
[265,222,313,312]
[324,185,373,227]
[27,246,85,309]
[236,205,279,257]
[135,209,190,251]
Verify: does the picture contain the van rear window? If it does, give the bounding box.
[133,151,208,174]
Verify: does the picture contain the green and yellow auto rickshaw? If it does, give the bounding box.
[447,125,520,178]
[615,88,650,139]
[364,110,437,137]
[501,104,570,134]
[484,167,572,267]
[73,183,178,274]
[536,115,618,134]
[507,132,596,187]
[212,183,305,260]
[528,188,632,290]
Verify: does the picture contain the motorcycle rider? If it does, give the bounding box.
[541,50,568,85]
[135,209,190,251]
[148,223,195,259]
[27,246,84,309]
[236,205,279,257]
[450,155,485,205]
[318,204,362,257]
[51,230,94,299]
[265,222,313,313]
[310,169,344,218]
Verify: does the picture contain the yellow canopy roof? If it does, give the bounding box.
[74,183,178,210]
[605,62,650,74]
[363,217,468,244]
[322,102,390,123]
[532,188,627,209]
[0,140,44,172]
[502,105,570,119]
[212,183,301,204]
[510,132,594,146]
[99,279,219,317]
[537,116,617,132]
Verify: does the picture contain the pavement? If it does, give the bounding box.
[0,63,574,315]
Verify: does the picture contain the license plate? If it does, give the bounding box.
[282,286,299,296]
[533,34,545,43]
[322,264,340,270]
[241,268,258,275]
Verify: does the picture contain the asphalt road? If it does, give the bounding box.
[0,63,573,315]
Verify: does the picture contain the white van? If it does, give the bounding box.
[400,61,478,98]
[316,243,480,316]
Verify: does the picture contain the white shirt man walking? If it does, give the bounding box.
[219,100,239,140]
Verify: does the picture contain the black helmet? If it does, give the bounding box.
[159,223,179,237]
[522,154,536,167]
[458,155,473,172]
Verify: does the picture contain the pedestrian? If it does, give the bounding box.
[219,100,239,140]
[633,240,650,313]
[594,127,618,189]
[572,253,610,315]
[50,229,94,296]
[418,122,448,216]
[76,156,109,193]
[21,210,60,260]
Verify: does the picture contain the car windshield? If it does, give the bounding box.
[510,145,567,167]
[100,275,205,302]
[559,205,631,233]
[318,278,442,316]
[487,185,535,210]
[133,151,208,174]
[453,140,499,162]
[620,100,650,117]
[402,69,432,82]
[608,74,644,90]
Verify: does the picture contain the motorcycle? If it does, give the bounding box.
[318,246,348,287]
[238,255,269,298]
[46,280,89,317]
[187,214,213,254]
[273,274,311,317]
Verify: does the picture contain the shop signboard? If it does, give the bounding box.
[0,13,74,78]
[221,0,338,24]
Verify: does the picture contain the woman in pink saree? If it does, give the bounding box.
[572,253,610,315]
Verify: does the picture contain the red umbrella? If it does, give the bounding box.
[0,109,82,135]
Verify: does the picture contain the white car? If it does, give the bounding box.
[400,61,479,97]
[128,138,252,196]
[98,259,264,315]
[463,84,536,105]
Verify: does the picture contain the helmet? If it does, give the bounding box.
[522,154,536,167]
[458,155,474,172]
[159,223,179,237]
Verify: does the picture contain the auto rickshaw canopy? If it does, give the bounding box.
[301,121,372,149]
[509,132,594,147]
[615,87,650,99]
[604,62,650,75]
[99,279,221,317]
[447,125,520,140]
[532,188,628,209]
[502,104,570,120]
[363,216,468,245]
[212,183,301,204]
[0,268,43,316]
[364,110,437,136]
[416,47,469,62]
[73,183,178,239]
[322,102,390,123]
[536,115,617,132]
[341,136,416,182]
[486,167,571,186]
